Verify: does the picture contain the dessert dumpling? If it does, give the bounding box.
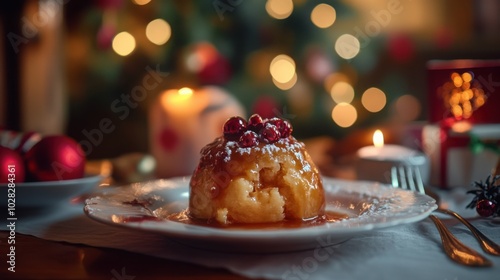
[189,114,324,224]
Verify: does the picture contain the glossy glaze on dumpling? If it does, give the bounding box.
[189,115,324,225]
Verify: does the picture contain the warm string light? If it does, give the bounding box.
[324,73,350,93]
[113,20,172,56]
[311,3,336,28]
[331,103,357,128]
[133,0,152,5]
[335,34,361,59]
[111,12,172,56]
[361,87,386,113]
[330,81,354,103]
[273,73,297,90]
[270,54,297,89]
[112,1,402,131]
[438,71,486,119]
[112,32,136,56]
[266,0,294,19]
[146,19,171,45]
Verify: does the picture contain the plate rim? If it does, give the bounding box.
[0,174,104,208]
[0,173,104,188]
[84,176,437,240]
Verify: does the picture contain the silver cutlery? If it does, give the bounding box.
[390,165,493,267]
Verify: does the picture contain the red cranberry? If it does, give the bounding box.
[239,131,259,148]
[268,117,293,138]
[261,123,281,143]
[223,116,247,141]
[476,199,496,217]
[248,114,264,133]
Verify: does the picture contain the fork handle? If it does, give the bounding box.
[436,208,500,256]
[429,215,492,267]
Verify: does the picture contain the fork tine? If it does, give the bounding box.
[391,165,425,193]
[390,163,496,262]
[406,166,417,192]
[412,166,425,194]
[397,166,409,190]
[390,166,399,188]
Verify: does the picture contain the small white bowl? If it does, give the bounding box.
[0,174,103,208]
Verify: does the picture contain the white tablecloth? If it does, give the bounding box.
[5,187,500,280]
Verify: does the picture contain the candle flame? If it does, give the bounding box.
[161,87,194,109]
[373,129,384,148]
[178,87,194,96]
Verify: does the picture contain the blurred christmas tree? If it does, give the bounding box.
[64,0,462,158]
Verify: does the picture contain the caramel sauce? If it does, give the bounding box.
[196,137,312,179]
[114,215,163,223]
[166,210,348,230]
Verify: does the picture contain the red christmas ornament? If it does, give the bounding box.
[387,34,415,63]
[0,146,25,183]
[198,54,232,85]
[0,129,42,154]
[190,42,232,85]
[252,96,279,119]
[476,199,496,217]
[25,136,86,182]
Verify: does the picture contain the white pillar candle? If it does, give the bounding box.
[149,86,245,178]
[355,130,430,184]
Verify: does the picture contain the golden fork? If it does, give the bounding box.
[390,165,493,267]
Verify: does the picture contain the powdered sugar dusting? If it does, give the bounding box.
[220,137,306,162]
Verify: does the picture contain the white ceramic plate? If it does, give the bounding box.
[0,174,103,208]
[84,177,437,253]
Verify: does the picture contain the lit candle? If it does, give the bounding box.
[149,86,245,178]
[355,130,429,183]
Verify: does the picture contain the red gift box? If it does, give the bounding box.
[423,121,500,188]
[427,59,500,124]
[425,60,500,188]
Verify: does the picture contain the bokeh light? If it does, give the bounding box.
[332,103,357,128]
[361,87,386,112]
[146,19,171,45]
[270,54,296,84]
[133,0,151,5]
[452,72,463,87]
[311,3,336,28]
[462,72,473,83]
[439,71,486,119]
[335,34,360,59]
[266,0,294,20]
[394,94,421,121]
[273,72,297,90]
[323,72,350,92]
[112,32,136,56]
[330,81,354,103]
